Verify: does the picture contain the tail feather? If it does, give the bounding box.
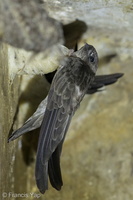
[35,161,48,194]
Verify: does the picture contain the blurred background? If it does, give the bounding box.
[1,0,133,200]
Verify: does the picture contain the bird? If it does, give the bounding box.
[35,43,98,193]
[8,43,123,194]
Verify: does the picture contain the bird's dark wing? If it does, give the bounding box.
[35,107,72,193]
[87,73,124,94]
[8,114,43,142]
[35,57,94,193]
[48,115,72,190]
[8,98,47,142]
[48,140,64,191]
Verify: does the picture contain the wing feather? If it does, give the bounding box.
[87,73,124,94]
[48,114,72,190]
[8,97,47,142]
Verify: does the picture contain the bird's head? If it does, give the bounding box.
[74,43,98,73]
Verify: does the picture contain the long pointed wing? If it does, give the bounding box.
[48,114,72,190]
[36,107,72,193]
[87,73,123,94]
[8,97,47,142]
[48,142,63,191]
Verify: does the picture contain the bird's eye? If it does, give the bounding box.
[89,53,95,63]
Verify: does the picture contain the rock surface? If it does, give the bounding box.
[0,0,64,52]
[1,1,133,200]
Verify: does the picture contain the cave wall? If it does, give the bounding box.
[1,1,133,200]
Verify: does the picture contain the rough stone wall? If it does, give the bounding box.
[1,1,133,200]
[0,44,20,199]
